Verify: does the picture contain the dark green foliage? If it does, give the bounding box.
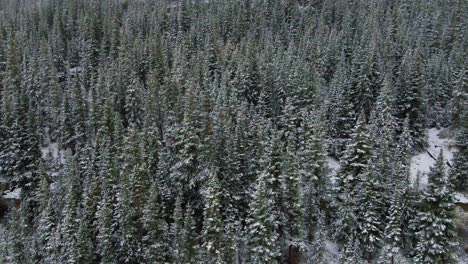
[414,152,458,263]
[0,0,464,263]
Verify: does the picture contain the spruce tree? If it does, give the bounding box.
[202,167,226,263]
[450,151,468,192]
[247,170,280,264]
[59,153,81,264]
[395,51,427,150]
[356,167,384,262]
[336,112,373,198]
[378,191,405,264]
[414,151,457,263]
[142,181,170,263]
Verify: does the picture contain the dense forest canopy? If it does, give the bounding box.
[0,0,467,263]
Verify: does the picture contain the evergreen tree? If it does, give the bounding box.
[379,191,405,264]
[336,112,373,199]
[142,181,170,263]
[300,113,327,242]
[247,170,281,264]
[356,167,384,262]
[450,151,468,192]
[395,51,427,150]
[59,154,81,264]
[281,109,306,257]
[34,161,59,263]
[96,133,118,264]
[342,235,365,264]
[0,1,463,263]
[414,151,458,263]
[173,199,200,264]
[6,208,33,264]
[202,167,226,263]
[77,149,100,264]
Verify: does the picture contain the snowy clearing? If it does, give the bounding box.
[41,142,60,160]
[41,142,65,164]
[410,128,457,187]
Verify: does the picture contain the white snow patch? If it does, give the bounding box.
[41,142,59,159]
[410,128,456,187]
[2,188,21,200]
[325,240,340,256]
[455,193,468,204]
[323,240,341,264]
[69,66,82,75]
[41,142,64,164]
[326,156,341,184]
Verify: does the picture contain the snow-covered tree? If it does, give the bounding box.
[414,151,458,263]
[142,181,170,263]
[59,154,81,263]
[247,169,281,264]
[336,112,373,198]
[202,167,226,263]
[356,167,385,262]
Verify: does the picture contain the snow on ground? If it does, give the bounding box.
[323,240,341,264]
[326,156,341,184]
[41,142,60,160]
[410,128,456,187]
[41,142,65,164]
[455,193,468,204]
[2,188,21,200]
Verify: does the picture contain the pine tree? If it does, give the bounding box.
[77,171,101,264]
[395,51,427,150]
[115,126,149,264]
[36,195,59,263]
[247,170,280,264]
[202,167,226,263]
[34,161,59,263]
[333,190,358,247]
[336,112,373,199]
[342,235,365,264]
[379,191,405,264]
[124,78,144,128]
[96,133,118,264]
[401,174,422,257]
[307,214,327,264]
[237,55,260,105]
[356,167,384,262]
[414,151,458,263]
[300,113,327,242]
[349,45,381,119]
[326,58,356,155]
[450,151,468,191]
[334,112,373,245]
[59,153,81,264]
[369,75,397,147]
[6,208,33,264]
[171,90,203,214]
[173,199,200,264]
[142,181,170,263]
[450,102,468,191]
[281,125,306,258]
